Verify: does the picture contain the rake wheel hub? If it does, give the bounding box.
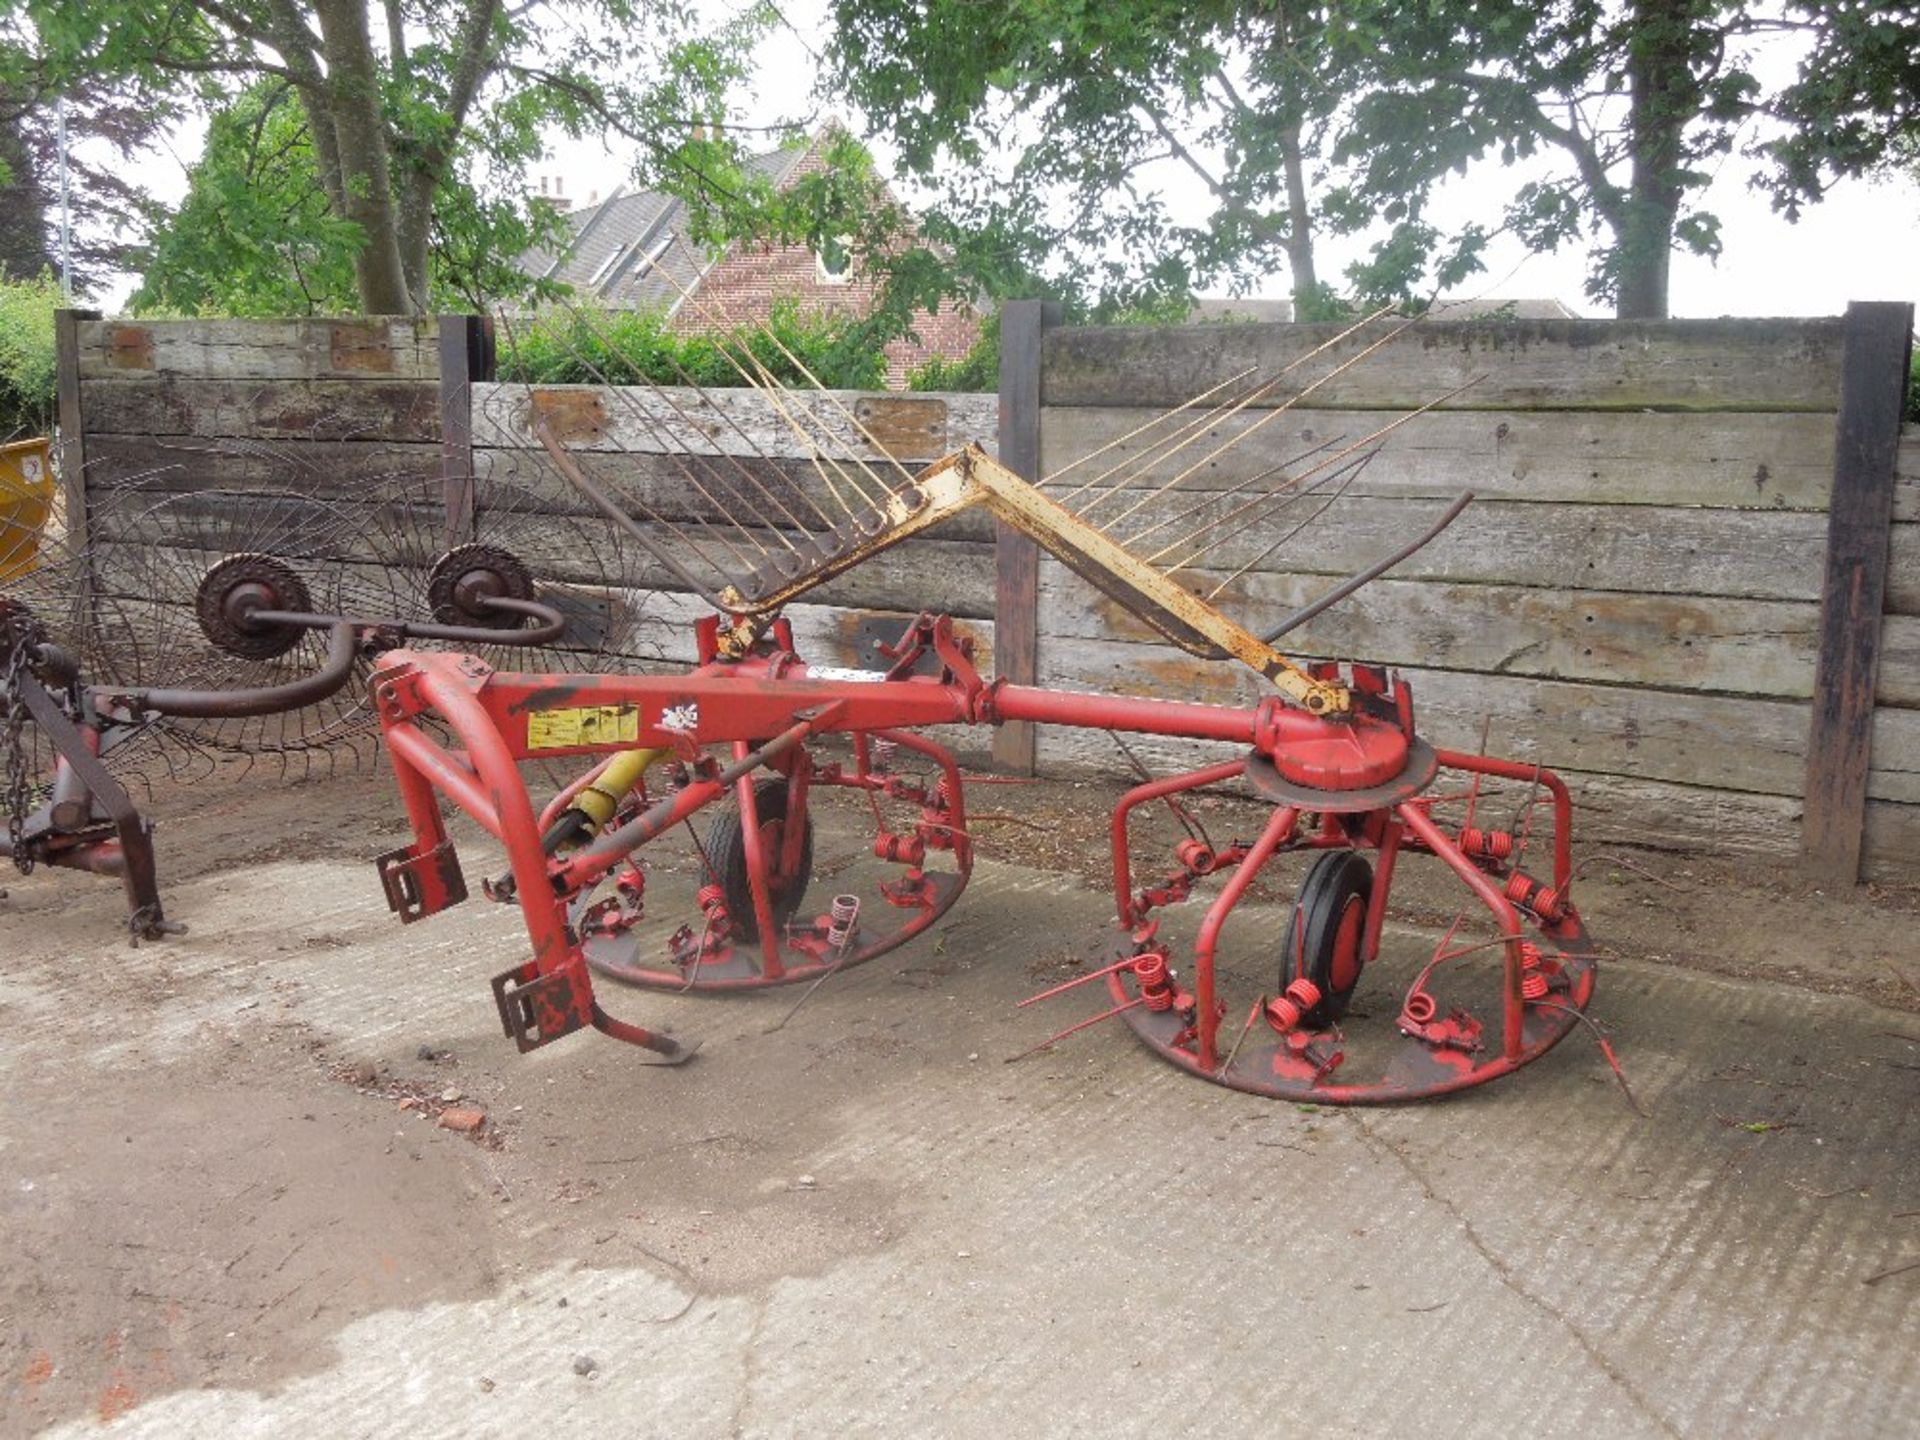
[429,544,535,631]
[195,553,311,660]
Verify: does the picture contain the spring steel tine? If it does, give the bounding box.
[1042,366,1260,490]
[655,236,923,494]
[1052,304,1399,505]
[532,419,738,608]
[1004,998,1146,1063]
[1146,377,1482,568]
[1200,448,1383,597]
[505,306,779,566]
[1088,309,1425,523]
[1121,432,1351,556]
[550,299,826,546]
[1216,997,1265,1079]
[1253,487,1475,638]
[646,243,898,506]
[1016,952,1149,1008]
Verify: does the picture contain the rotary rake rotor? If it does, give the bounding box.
[367,283,1613,1103]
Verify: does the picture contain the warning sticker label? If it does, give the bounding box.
[526,704,640,750]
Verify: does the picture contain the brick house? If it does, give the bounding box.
[523,132,982,389]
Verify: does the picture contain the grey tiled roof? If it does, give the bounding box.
[525,141,814,311]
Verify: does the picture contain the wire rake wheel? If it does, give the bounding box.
[579,735,973,992]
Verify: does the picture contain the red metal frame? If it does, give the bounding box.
[369,614,1598,1102]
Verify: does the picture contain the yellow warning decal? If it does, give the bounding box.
[526,704,640,751]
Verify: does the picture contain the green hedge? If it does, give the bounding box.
[0,273,59,441]
[497,299,889,391]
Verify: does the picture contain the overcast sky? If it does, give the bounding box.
[110,1,1920,319]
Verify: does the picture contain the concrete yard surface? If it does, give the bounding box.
[1,770,1917,1438]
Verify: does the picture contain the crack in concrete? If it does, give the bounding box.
[1348,1113,1682,1440]
[729,1293,770,1440]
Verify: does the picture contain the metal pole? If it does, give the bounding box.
[55,97,72,299]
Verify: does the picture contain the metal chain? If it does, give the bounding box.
[2,606,47,875]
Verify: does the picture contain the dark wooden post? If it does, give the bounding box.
[438,314,490,547]
[993,299,1061,773]
[1801,300,1914,887]
[52,308,101,554]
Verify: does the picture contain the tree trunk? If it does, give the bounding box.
[311,0,415,313]
[1278,114,1320,314]
[1615,0,1702,320]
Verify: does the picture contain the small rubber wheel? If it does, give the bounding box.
[707,778,814,941]
[1277,851,1374,1024]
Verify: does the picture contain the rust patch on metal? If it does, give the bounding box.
[530,389,608,444]
[854,396,947,460]
[330,321,396,373]
[104,325,154,371]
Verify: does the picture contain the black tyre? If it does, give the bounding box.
[1277,851,1374,1024]
[706,778,814,941]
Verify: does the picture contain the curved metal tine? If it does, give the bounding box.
[1160,444,1378,579]
[1105,433,1346,550]
[549,299,839,537]
[1111,313,1429,550]
[1054,304,1401,510]
[1196,448,1384,598]
[709,328,887,513]
[648,240,913,498]
[531,419,739,611]
[1140,378,1483,567]
[1066,372,1287,518]
[492,307,774,570]
[1042,366,1259,492]
[1252,485,1475,640]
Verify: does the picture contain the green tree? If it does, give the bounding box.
[17,0,773,314]
[826,0,1353,317]
[1328,1,1920,318]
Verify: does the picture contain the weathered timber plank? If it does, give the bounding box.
[54,308,99,555]
[81,377,441,443]
[440,315,480,547]
[1036,633,1920,802]
[1864,801,1920,883]
[1891,524,1920,615]
[84,436,440,496]
[1802,301,1914,885]
[74,317,439,381]
[1038,563,1823,699]
[1879,616,1920,707]
[1896,424,1918,523]
[1098,494,1829,602]
[478,513,996,617]
[471,445,1001,545]
[1040,317,1846,412]
[1041,407,1839,510]
[470,381,998,462]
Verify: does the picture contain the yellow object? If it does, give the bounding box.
[526,702,641,751]
[568,747,669,833]
[0,437,54,584]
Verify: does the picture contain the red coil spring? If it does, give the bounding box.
[1263,977,1324,1034]
[1504,870,1568,923]
[1173,838,1215,873]
[1458,826,1515,860]
[1134,951,1175,1010]
[697,883,727,917]
[1518,940,1549,1001]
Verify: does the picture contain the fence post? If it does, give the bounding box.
[53,308,101,554]
[1801,300,1914,887]
[993,299,1061,773]
[438,314,489,547]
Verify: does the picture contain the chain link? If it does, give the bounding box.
[2,604,48,875]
